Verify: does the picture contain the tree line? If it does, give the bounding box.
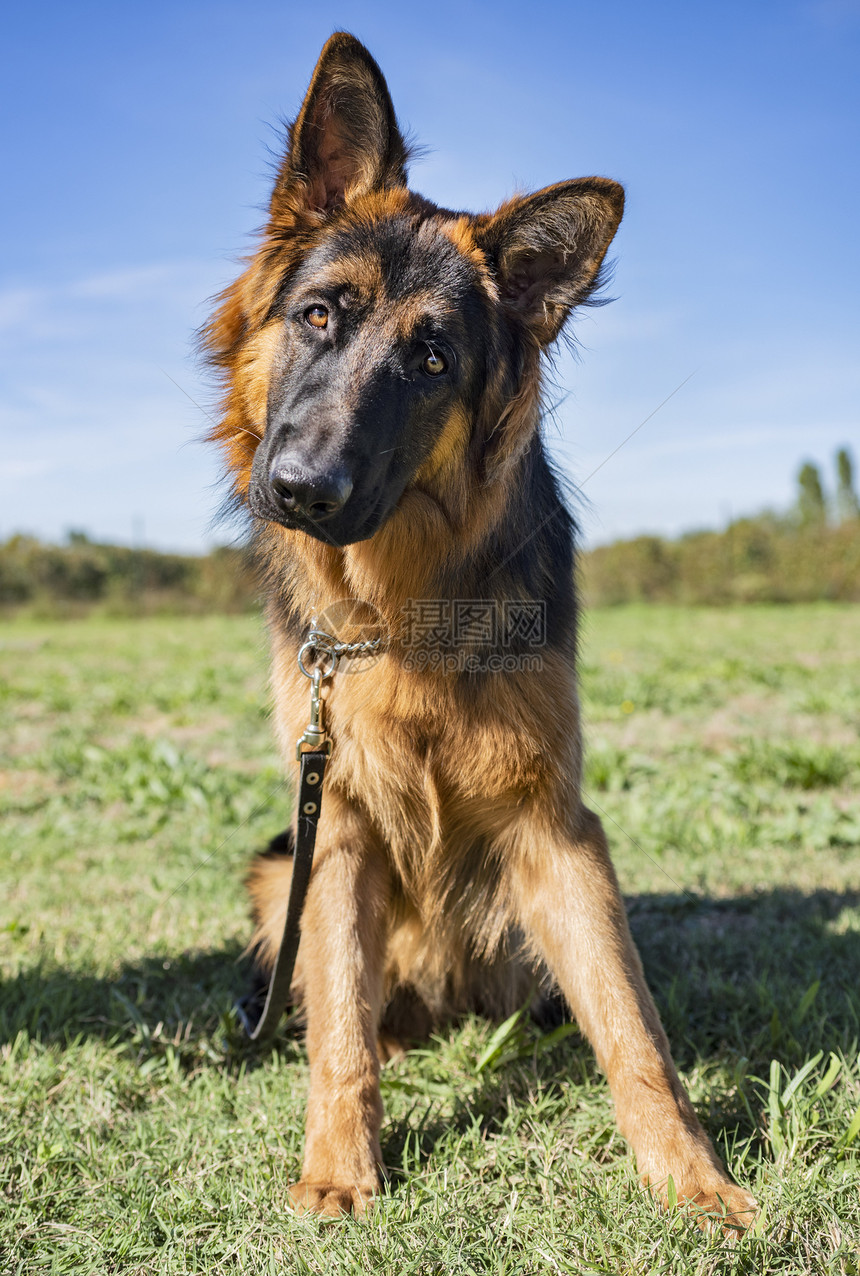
[1,449,857,615]
[0,535,256,616]
[582,448,860,605]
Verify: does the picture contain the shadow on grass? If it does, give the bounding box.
[0,943,250,1051]
[2,888,858,1076]
[377,886,860,1175]
[629,886,860,1068]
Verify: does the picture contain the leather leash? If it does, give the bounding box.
[236,628,381,1041]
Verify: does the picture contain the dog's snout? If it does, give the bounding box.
[268,463,353,522]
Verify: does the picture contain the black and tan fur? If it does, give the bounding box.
[202,33,757,1228]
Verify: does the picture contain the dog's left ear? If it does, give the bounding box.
[476,178,624,346]
[272,32,409,218]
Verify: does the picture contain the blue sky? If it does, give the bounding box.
[1,0,858,550]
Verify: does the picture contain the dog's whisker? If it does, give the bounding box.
[304,509,344,551]
[486,370,698,584]
[159,367,220,427]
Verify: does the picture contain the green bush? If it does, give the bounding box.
[581,517,860,606]
[4,511,859,618]
[0,534,259,616]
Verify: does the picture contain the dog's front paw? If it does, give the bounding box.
[658,1177,758,1236]
[288,1179,375,1218]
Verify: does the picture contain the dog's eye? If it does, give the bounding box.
[422,349,447,376]
[305,305,329,329]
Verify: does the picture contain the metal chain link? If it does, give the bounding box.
[306,628,383,660]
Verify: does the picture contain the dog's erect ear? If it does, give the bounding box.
[272,32,409,218]
[476,178,624,346]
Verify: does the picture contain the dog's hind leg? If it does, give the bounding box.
[286,792,391,1217]
[505,803,758,1234]
[245,830,301,1007]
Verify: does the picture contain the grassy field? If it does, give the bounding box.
[1,605,859,1274]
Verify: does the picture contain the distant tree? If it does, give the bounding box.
[796,461,826,526]
[835,447,860,522]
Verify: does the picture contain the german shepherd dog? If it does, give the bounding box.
[202,33,756,1229]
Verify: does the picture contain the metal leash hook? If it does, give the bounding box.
[296,634,338,759]
[295,625,384,759]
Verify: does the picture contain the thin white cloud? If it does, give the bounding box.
[0,287,41,331]
[573,421,860,464]
[0,259,221,339]
[0,458,54,480]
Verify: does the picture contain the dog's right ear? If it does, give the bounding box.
[271,33,409,220]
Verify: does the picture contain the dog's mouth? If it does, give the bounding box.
[248,412,425,547]
[287,502,389,547]
[249,479,393,547]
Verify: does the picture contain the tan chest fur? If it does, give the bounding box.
[269,626,581,932]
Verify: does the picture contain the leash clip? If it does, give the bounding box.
[294,625,383,759]
[295,635,338,758]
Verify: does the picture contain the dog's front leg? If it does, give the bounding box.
[507,803,757,1232]
[289,793,390,1218]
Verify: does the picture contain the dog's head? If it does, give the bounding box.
[203,33,623,548]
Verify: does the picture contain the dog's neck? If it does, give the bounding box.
[259,413,577,653]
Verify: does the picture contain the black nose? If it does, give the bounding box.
[268,464,353,522]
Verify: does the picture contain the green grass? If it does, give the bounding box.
[1,605,859,1274]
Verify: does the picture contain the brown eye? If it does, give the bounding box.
[305,305,329,329]
[422,349,447,376]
